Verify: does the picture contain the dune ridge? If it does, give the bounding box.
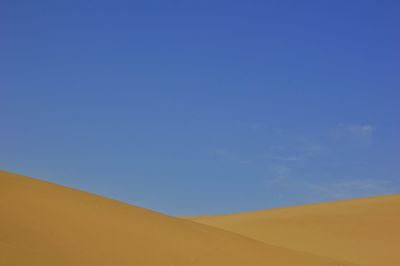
[0,170,356,266]
[189,194,400,266]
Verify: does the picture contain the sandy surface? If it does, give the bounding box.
[189,194,400,266]
[0,170,355,266]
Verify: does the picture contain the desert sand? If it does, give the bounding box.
[189,194,400,266]
[0,170,356,266]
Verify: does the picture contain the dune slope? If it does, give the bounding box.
[0,170,354,266]
[189,195,400,266]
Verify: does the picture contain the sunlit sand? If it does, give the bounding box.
[2,170,397,266]
[189,194,400,266]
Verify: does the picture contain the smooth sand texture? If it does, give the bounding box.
[0,170,355,266]
[189,194,400,266]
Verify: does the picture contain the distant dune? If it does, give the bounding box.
[0,170,355,266]
[189,194,400,266]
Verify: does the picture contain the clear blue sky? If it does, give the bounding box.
[1,0,399,215]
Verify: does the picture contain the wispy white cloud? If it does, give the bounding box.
[348,124,375,138]
[335,124,376,144]
[264,165,396,199]
[265,165,291,187]
[264,142,325,162]
[248,122,262,130]
[265,155,305,162]
[302,142,325,153]
[208,148,230,157]
[306,178,395,199]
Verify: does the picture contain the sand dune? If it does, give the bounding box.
[0,170,355,266]
[189,194,400,266]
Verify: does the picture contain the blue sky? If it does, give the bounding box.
[1,0,399,215]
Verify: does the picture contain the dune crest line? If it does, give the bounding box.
[0,170,359,266]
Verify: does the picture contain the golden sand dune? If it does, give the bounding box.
[0,170,355,266]
[189,194,400,266]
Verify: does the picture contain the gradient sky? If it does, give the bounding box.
[1,0,399,215]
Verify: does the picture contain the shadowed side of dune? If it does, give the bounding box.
[189,194,400,266]
[0,170,355,266]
